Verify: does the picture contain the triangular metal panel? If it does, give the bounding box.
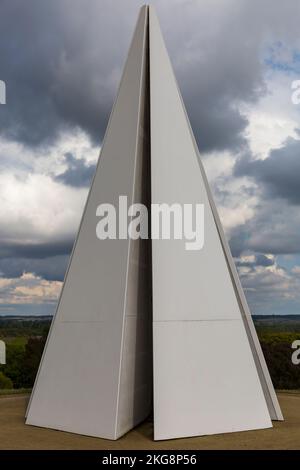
[148,5,280,440]
[26,5,152,440]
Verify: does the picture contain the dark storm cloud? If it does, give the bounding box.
[235,254,275,268]
[229,198,300,256]
[1,0,293,152]
[255,253,275,266]
[229,232,245,258]
[0,240,73,280]
[0,240,73,259]
[1,0,300,303]
[0,255,69,281]
[161,0,300,153]
[176,22,263,153]
[186,95,248,153]
[234,137,300,204]
[55,153,96,187]
[0,0,132,146]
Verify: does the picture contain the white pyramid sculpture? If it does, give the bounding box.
[26,5,283,440]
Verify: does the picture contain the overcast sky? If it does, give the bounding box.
[0,0,300,316]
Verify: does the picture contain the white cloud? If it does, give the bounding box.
[0,172,87,243]
[0,128,99,176]
[0,128,99,247]
[202,151,234,181]
[241,71,300,159]
[0,272,61,305]
[237,257,300,314]
[291,266,300,274]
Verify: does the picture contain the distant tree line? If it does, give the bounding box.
[0,318,51,338]
[259,333,300,389]
[0,325,49,389]
[0,319,300,390]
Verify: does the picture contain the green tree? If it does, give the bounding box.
[0,343,25,388]
[261,341,300,389]
[22,335,47,387]
[0,371,13,389]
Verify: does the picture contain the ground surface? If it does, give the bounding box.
[0,392,299,449]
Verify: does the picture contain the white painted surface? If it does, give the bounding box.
[0,340,5,365]
[154,320,272,440]
[26,6,152,439]
[149,5,273,440]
